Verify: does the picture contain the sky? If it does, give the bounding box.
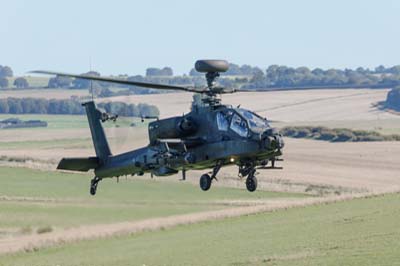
[1,0,400,76]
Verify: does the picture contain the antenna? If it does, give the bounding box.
[91,80,94,101]
[89,56,94,101]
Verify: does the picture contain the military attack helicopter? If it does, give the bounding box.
[32,60,285,195]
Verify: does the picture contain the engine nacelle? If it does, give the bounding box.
[148,116,197,144]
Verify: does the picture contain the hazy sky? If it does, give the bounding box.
[1,0,400,75]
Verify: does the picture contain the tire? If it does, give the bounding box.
[90,184,97,195]
[199,174,212,191]
[246,175,257,192]
[90,179,98,195]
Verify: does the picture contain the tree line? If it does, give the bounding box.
[0,65,14,88]
[281,126,400,142]
[243,65,400,89]
[51,64,400,92]
[0,65,31,88]
[0,98,159,117]
[4,63,400,92]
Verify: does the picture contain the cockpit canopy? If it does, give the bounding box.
[236,109,269,133]
[215,108,270,138]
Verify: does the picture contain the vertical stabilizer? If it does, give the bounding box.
[83,101,111,161]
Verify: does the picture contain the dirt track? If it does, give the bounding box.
[0,194,384,255]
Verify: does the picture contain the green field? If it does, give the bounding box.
[0,114,146,151]
[0,114,142,129]
[1,188,399,265]
[7,76,50,88]
[0,137,93,150]
[0,167,304,230]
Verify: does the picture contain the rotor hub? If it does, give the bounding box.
[194,60,231,105]
[205,72,220,88]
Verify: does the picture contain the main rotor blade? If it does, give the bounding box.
[30,70,207,93]
[236,83,393,92]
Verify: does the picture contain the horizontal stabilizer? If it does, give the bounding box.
[57,157,99,172]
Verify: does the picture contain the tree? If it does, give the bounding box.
[48,99,60,114]
[34,98,48,114]
[311,68,324,76]
[146,68,160,76]
[137,103,160,117]
[225,63,241,75]
[146,67,174,77]
[189,68,202,76]
[374,65,386,73]
[250,69,265,83]
[0,99,9,113]
[161,67,173,76]
[0,78,8,88]
[265,65,280,84]
[240,65,253,75]
[0,66,13,78]
[296,66,311,76]
[7,98,23,114]
[21,98,35,113]
[48,75,72,88]
[128,104,139,116]
[13,77,29,88]
[389,65,400,75]
[98,88,113,97]
[72,71,100,89]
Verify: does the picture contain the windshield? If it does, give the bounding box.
[216,112,229,131]
[230,113,248,137]
[236,109,269,131]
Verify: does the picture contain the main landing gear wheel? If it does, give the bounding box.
[90,176,102,195]
[200,174,212,191]
[246,171,257,192]
[199,161,222,191]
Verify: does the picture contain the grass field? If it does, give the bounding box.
[0,114,141,129]
[0,167,305,231]
[0,88,399,265]
[0,114,146,147]
[1,191,399,265]
[0,114,145,151]
[0,138,93,150]
[6,76,50,88]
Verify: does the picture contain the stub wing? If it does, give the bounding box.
[57,157,99,172]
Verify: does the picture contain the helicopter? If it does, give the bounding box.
[32,60,285,195]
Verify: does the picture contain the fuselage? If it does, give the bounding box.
[94,104,284,178]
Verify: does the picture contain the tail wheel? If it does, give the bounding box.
[90,176,101,196]
[246,174,257,192]
[90,180,98,195]
[199,174,212,191]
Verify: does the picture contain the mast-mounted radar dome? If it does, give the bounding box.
[195,60,229,73]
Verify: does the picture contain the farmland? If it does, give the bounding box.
[0,88,399,265]
[0,166,309,254]
[1,190,399,266]
[0,166,305,229]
